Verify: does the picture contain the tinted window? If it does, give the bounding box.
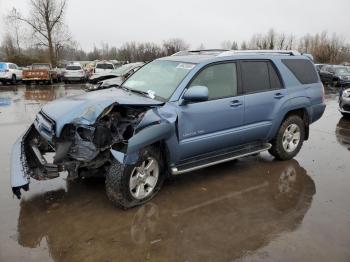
[189,63,237,100]
[66,65,82,70]
[241,61,270,93]
[282,59,319,84]
[268,63,283,89]
[96,63,114,70]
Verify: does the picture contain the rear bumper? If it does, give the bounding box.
[63,76,85,81]
[23,78,50,81]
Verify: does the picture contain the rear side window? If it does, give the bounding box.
[190,62,237,100]
[282,59,318,84]
[96,63,114,70]
[241,61,270,93]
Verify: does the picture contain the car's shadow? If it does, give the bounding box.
[16,156,315,262]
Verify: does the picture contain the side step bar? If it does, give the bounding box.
[171,143,271,175]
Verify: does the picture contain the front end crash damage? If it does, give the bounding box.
[11,104,163,199]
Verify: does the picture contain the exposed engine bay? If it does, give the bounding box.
[26,105,148,181]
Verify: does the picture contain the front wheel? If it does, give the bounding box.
[269,115,305,160]
[105,147,164,209]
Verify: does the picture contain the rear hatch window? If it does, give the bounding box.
[96,63,114,70]
[66,66,82,70]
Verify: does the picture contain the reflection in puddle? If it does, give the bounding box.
[336,117,350,150]
[17,158,315,261]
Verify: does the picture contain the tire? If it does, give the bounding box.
[269,115,305,160]
[105,146,165,209]
[341,112,350,118]
[11,75,16,85]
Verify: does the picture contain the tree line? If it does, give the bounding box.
[1,0,349,66]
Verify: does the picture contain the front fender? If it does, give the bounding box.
[110,123,173,165]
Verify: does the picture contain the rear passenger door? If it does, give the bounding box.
[240,60,286,144]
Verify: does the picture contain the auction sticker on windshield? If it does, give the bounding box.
[176,63,195,70]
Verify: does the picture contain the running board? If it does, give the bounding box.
[171,143,271,175]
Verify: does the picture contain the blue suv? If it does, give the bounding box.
[11,50,326,208]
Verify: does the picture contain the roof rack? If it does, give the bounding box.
[218,50,301,57]
[171,49,229,56]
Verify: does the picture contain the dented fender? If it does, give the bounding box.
[110,122,172,165]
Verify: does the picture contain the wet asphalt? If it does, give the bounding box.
[0,84,349,262]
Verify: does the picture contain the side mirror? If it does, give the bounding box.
[182,86,209,103]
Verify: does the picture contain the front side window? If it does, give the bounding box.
[189,63,237,100]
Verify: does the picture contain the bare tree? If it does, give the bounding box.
[162,38,189,56]
[9,0,68,66]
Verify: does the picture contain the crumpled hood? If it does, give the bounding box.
[41,87,163,136]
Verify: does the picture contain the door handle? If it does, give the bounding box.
[274,93,284,99]
[230,100,243,107]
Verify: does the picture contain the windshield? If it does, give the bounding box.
[335,67,350,75]
[96,63,114,70]
[66,65,82,70]
[122,60,195,100]
[32,64,50,69]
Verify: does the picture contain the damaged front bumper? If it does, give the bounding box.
[10,125,59,199]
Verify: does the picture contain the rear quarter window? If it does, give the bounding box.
[282,59,319,84]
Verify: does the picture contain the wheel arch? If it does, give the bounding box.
[271,107,310,141]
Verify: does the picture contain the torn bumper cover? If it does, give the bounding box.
[11,130,31,199]
[10,125,59,199]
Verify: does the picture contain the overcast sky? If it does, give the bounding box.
[1,0,349,51]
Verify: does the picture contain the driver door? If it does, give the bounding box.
[176,62,244,160]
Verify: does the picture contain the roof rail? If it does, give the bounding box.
[218,50,301,57]
[171,49,229,56]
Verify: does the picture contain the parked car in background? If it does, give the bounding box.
[320,65,350,87]
[10,50,326,209]
[22,63,58,85]
[63,63,86,83]
[55,67,65,82]
[0,62,23,84]
[94,61,115,75]
[339,87,350,117]
[86,62,145,91]
[314,63,324,73]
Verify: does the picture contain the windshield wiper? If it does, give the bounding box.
[121,86,150,97]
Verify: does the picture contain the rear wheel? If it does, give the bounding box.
[105,146,164,209]
[269,115,305,160]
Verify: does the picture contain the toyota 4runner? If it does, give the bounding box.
[11,50,326,209]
